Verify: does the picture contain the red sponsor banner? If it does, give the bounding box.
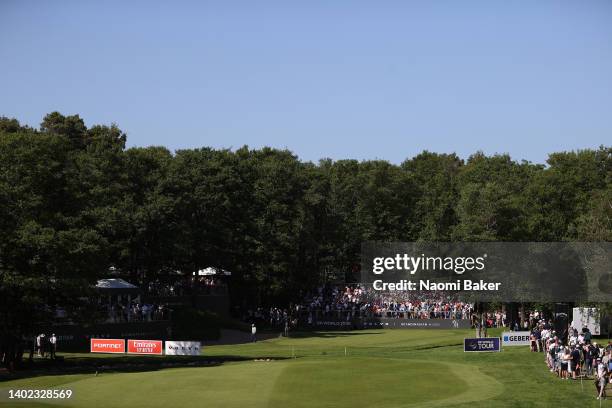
[91,338,125,354]
[127,339,163,355]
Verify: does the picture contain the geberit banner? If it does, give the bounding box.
[501,331,531,346]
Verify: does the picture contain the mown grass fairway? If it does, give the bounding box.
[0,329,609,407]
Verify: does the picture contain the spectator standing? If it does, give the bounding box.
[534,327,542,352]
[584,344,594,377]
[598,360,608,400]
[35,334,42,357]
[570,346,581,380]
[560,347,570,379]
[49,334,57,359]
[584,328,592,344]
[39,333,47,358]
[251,324,257,342]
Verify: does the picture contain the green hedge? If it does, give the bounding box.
[171,307,248,341]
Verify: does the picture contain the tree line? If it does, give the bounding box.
[0,112,610,336]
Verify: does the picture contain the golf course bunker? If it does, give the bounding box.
[267,358,482,408]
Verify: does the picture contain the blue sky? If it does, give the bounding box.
[1,1,611,164]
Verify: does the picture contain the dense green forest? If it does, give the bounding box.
[0,112,610,335]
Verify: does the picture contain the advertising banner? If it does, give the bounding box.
[360,318,471,329]
[311,320,354,329]
[501,331,531,346]
[90,338,125,353]
[572,308,601,335]
[464,337,501,352]
[127,339,163,355]
[310,318,471,330]
[165,341,201,356]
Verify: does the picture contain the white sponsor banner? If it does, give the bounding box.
[572,307,601,335]
[165,341,201,356]
[502,331,531,346]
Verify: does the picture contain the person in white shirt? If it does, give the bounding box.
[598,361,608,399]
[251,324,257,342]
[49,334,57,359]
[36,334,42,357]
[547,342,555,370]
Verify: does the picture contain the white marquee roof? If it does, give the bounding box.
[195,267,232,276]
[96,278,139,290]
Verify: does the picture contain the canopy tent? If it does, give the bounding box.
[194,267,232,277]
[96,278,140,295]
[96,279,141,317]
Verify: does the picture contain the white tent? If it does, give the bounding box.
[96,278,139,290]
[194,267,232,276]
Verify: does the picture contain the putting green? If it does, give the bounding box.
[0,358,499,408]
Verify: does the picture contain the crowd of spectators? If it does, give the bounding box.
[99,301,170,323]
[145,276,226,297]
[1,332,59,372]
[239,284,480,328]
[92,276,230,324]
[535,320,612,399]
[358,288,474,320]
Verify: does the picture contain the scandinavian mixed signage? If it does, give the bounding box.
[309,318,471,330]
[464,337,501,352]
[165,341,201,356]
[127,339,163,355]
[501,331,531,346]
[90,338,125,353]
[360,318,471,329]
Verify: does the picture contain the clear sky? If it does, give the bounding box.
[1,1,611,164]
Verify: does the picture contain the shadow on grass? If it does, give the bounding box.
[0,354,289,382]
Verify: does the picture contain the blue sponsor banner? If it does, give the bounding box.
[464,337,501,352]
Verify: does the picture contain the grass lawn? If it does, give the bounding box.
[0,328,609,407]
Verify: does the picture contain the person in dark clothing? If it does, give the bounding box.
[570,346,581,379]
[583,328,592,344]
[27,335,35,362]
[533,328,542,352]
[40,334,48,358]
[584,344,594,377]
